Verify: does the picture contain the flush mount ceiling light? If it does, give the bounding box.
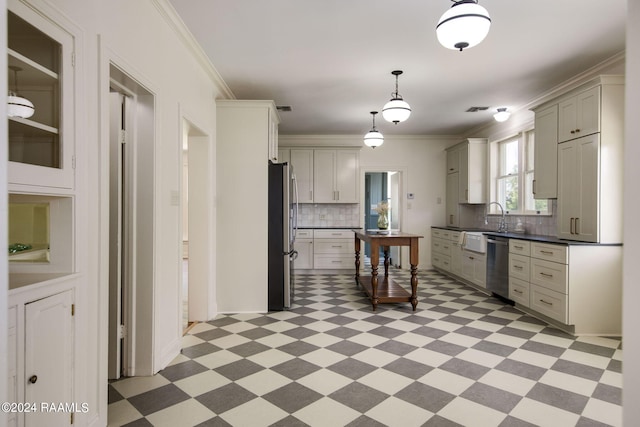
[364,111,384,148]
[7,65,35,119]
[493,107,511,122]
[382,70,411,124]
[436,0,491,51]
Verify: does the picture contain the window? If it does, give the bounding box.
[493,130,549,215]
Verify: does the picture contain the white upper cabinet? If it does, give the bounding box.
[446,138,487,204]
[290,149,314,203]
[8,5,76,190]
[558,86,600,143]
[533,104,558,199]
[313,149,359,203]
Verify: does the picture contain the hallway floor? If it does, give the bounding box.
[108,270,622,426]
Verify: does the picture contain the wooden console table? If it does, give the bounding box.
[353,230,423,311]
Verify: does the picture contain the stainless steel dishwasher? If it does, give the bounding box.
[486,235,511,301]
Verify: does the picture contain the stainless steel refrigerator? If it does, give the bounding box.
[268,161,298,310]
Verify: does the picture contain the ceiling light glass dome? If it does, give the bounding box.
[436,0,491,51]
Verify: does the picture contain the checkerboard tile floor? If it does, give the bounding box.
[108,270,622,426]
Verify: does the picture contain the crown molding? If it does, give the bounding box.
[151,0,235,100]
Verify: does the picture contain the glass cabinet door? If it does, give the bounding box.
[7,6,74,189]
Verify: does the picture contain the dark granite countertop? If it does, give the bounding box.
[298,226,361,230]
[431,226,622,246]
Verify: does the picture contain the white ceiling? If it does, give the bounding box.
[168,0,626,136]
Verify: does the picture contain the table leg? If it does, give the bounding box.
[370,241,379,311]
[354,235,361,287]
[383,246,390,277]
[409,238,419,311]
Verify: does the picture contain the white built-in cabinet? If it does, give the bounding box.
[431,228,484,289]
[532,76,624,243]
[445,138,487,227]
[293,230,314,269]
[292,229,354,270]
[532,105,558,199]
[289,149,314,203]
[314,149,359,203]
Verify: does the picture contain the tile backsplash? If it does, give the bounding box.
[459,200,558,236]
[298,203,360,228]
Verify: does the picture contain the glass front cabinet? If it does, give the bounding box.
[7,3,75,190]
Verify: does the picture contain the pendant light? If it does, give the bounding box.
[493,107,511,122]
[7,66,35,119]
[364,111,384,148]
[382,70,411,124]
[436,0,491,51]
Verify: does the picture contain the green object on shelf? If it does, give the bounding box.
[9,243,32,254]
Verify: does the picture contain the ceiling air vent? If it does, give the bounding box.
[276,105,292,112]
[465,106,489,112]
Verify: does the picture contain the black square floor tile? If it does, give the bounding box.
[374,340,418,356]
[196,383,257,414]
[345,415,389,427]
[227,341,271,358]
[160,360,208,382]
[472,340,516,357]
[262,383,323,413]
[326,340,368,357]
[195,417,233,427]
[277,340,320,357]
[123,418,154,427]
[271,358,323,381]
[520,340,566,358]
[461,382,522,413]
[215,359,264,381]
[591,383,622,405]
[325,327,361,340]
[395,382,456,413]
[550,359,604,382]
[423,414,464,426]
[328,358,377,380]
[526,383,589,414]
[193,328,232,342]
[383,357,433,380]
[108,384,124,404]
[238,327,276,341]
[127,384,190,416]
[439,358,490,381]
[269,415,312,426]
[496,359,547,381]
[569,341,617,358]
[425,340,467,357]
[329,382,389,413]
[182,342,222,359]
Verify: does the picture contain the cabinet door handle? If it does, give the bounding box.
[513,289,523,294]
[514,245,523,250]
[331,245,343,248]
[540,250,554,255]
[571,130,576,134]
[514,265,523,270]
[575,128,580,133]
[539,299,553,306]
[570,217,575,234]
[539,272,553,278]
[575,217,580,235]
[532,179,536,195]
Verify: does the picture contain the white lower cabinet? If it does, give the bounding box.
[431,228,484,288]
[313,229,354,269]
[8,289,75,427]
[508,238,622,335]
[462,250,486,288]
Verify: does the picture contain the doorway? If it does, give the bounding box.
[364,170,403,267]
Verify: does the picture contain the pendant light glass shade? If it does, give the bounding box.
[436,0,491,51]
[493,107,510,122]
[7,93,35,119]
[7,66,35,119]
[382,70,411,124]
[364,111,384,148]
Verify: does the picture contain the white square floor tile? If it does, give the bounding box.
[293,397,361,427]
[187,322,215,334]
[581,397,622,426]
[194,349,242,369]
[455,348,504,368]
[296,369,353,395]
[418,368,475,396]
[220,321,258,334]
[365,396,433,427]
[262,320,299,333]
[599,370,622,388]
[300,348,347,368]
[393,332,435,348]
[208,333,251,349]
[181,334,206,348]
[352,347,400,368]
[439,332,481,348]
[110,375,170,398]
[301,332,342,348]
[560,348,612,369]
[478,369,536,396]
[576,336,621,349]
[166,353,190,367]
[220,398,289,427]
[538,369,598,397]
[465,320,507,333]
[509,397,581,427]
[484,332,528,348]
[235,369,292,396]
[246,348,295,368]
[255,332,297,349]
[304,320,342,333]
[357,368,414,395]
[174,370,231,397]
[348,332,389,348]
[529,331,574,348]
[107,400,143,426]
[437,397,507,426]
[404,348,451,368]
[145,399,213,427]
[508,348,558,369]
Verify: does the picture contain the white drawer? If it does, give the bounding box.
[296,229,313,238]
[530,284,568,323]
[432,253,452,271]
[530,258,568,293]
[449,231,461,243]
[432,228,452,240]
[432,237,452,256]
[532,242,568,264]
[314,255,353,269]
[509,239,531,256]
[509,277,530,307]
[509,254,530,281]
[314,229,354,239]
[314,240,354,254]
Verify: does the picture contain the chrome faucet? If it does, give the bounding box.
[485,202,507,232]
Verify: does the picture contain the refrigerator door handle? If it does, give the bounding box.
[292,172,299,241]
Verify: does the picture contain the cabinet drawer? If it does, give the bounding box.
[432,253,452,271]
[530,258,568,293]
[432,237,452,256]
[509,254,530,281]
[314,255,353,269]
[314,230,353,239]
[432,228,447,239]
[509,239,531,256]
[314,240,354,254]
[449,231,461,243]
[530,284,568,323]
[296,230,313,238]
[509,277,530,307]
[532,242,568,264]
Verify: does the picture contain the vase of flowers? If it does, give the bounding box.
[375,201,389,230]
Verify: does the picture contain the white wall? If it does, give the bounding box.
[1,0,8,423]
[623,0,640,424]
